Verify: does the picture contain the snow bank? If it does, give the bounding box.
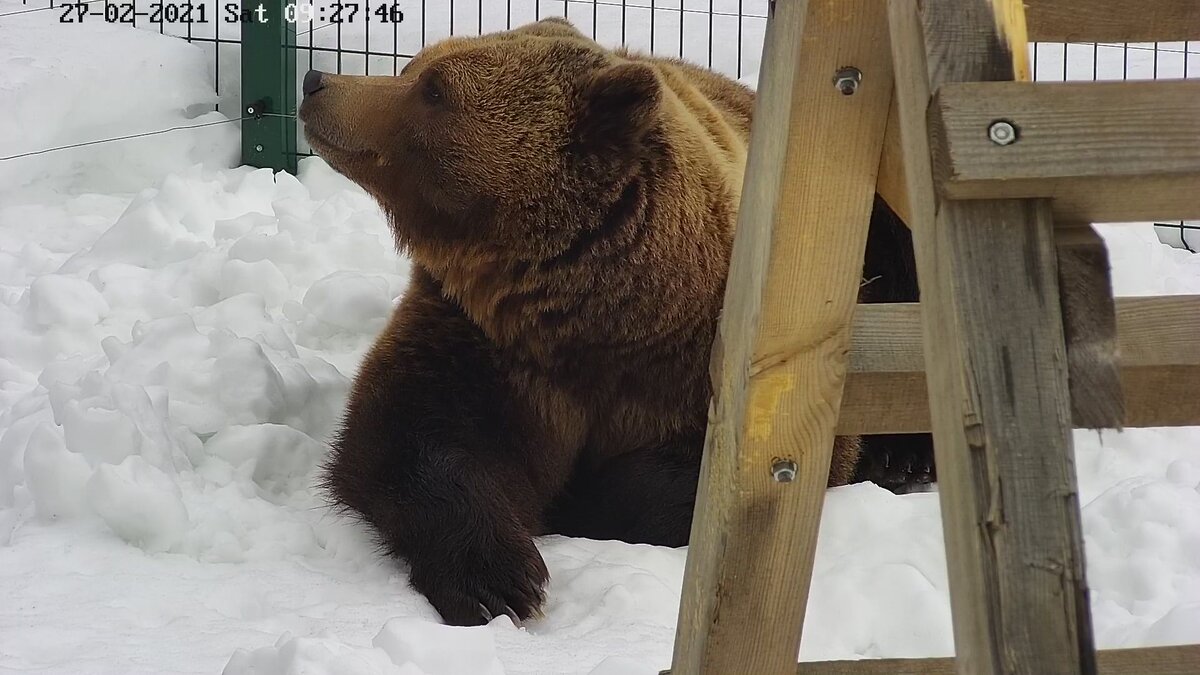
[0,14,238,196]
[1,154,1197,675]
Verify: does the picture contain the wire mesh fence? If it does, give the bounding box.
[0,0,1196,250]
[288,0,772,158]
[279,1,1197,250]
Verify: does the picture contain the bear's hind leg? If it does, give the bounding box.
[543,441,701,548]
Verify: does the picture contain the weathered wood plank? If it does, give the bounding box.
[1056,225,1124,429]
[668,1,895,673]
[838,297,1200,434]
[877,97,913,226]
[660,642,1200,675]
[793,644,1200,675]
[888,1,1098,674]
[1027,0,1200,43]
[929,79,1200,223]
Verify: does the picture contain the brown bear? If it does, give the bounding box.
[299,16,932,627]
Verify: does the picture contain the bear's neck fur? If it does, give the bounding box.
[398,123,738,385]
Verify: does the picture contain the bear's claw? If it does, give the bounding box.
[408,533,549,626]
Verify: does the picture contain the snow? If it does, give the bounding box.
[1,4,1199,675]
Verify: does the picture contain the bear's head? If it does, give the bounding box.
[299,18,664,263]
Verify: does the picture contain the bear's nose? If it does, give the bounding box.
[303,70,326,97]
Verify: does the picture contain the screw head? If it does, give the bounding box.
[771,458,798,483]
[254,144,264,152]
[988,120,1018,146]
[833,67,862,95]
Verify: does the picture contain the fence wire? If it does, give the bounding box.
[2,0,1197,250]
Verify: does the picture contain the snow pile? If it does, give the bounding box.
[225,617,507,675]
[2,163,1197,675]
[0,12,237,196]
[1,160,407,568]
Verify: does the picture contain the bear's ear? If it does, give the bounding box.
[577,62,662,146]
[513,17,584,39]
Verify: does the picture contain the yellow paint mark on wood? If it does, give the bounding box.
[748,370,795,442]
[991,0,1030,80]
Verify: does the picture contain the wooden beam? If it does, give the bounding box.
[668,1,895,673]
[888,1,1098,674]
[838,296,1200,434]
[663,643,1200,674]
[877,96,912,226]
[1026,0,1200,43]
[1056,225,1124,430]
[929,79,1200,223]
[785,644,1200,675]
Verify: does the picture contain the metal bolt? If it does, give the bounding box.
[254,144,264,152]
[988,120,1018,146]
[771,458,798,483]
[246,106,254,115]
[833,67,862,96]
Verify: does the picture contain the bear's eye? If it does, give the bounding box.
[422,74,445,105]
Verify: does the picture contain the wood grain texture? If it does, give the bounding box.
[1056,225,1124,429]
[659,644,1200,675]
[838,297,1200,434]
[930,80,1200,223]
[1026,0,1200,42]
[668,1,895,673]
[889,1,1098,674]
[877,97,913,226]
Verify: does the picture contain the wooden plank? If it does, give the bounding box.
[929,79,1200,223]
[877,96,913,226]
[838,297,1200,434]
[662,644,1200,675]
[1027,0,1200,43]
[1056,225,1124,429]
[668,1,895,673]
[888,1,1098,674]
[783,644,1200,675]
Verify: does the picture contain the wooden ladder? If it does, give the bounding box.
[662,1,1200,674]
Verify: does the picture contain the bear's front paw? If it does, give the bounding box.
[408,531,550,627]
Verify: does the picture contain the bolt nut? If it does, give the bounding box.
[988,120,1018,146]
[833,67,862,96]
[254,144,264,152]
[771,458,798,483]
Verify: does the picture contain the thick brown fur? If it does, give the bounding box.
[301,17,932,626]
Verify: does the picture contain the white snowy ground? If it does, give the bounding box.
[2,7,1200,675]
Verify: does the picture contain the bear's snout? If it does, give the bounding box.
[303,69,326,97]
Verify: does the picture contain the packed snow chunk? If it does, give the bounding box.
[204,424,325,495]
[372,617,506,675]
[214,212,278,242]
[586,657,661,675]
[219,259,291,306]
[223,633,411,675]
[0,413,46,508]
[210,331,290,427]
[302,271,394,334]
[298,155,371,201]
[1142,603,1200,647]
[81,197,209,267]
[102,316,288,435]
[28,274,110,328]
[85,455,189,552]
[22,422,93,521]
[61,399,143,466]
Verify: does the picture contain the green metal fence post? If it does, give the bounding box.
[241,0,297,173]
